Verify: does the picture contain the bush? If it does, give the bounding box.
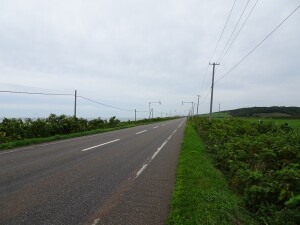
[0,115,179,145]
[192,118,300,224]
[0,114,117,144]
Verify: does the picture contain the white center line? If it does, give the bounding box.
[136,130,147,135]
[82,139,120,152]
[153,126,159,129]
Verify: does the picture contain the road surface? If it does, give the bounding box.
[0,118,186,225]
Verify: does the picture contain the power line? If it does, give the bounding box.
[200,64,210,91]
[200,0,237,92]
[215,3,300,84]
[201,88,211,103]
[0,90,73,96]
[210,0,237,62]
[216,0,251,63]
[0,90,147,113]
[78,96,147,113]
[218,0,259,63]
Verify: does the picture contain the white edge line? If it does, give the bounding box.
[135,127,178,178]
[136,130,147,135]
[82,139,120,152]
[0,147,34,155]
[178,121,184,129]
[153,126,159,129]
[136,164,148,177]
[91,218,100,225]
[151,140,167,160]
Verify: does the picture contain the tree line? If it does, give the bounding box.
[225,106,300,118]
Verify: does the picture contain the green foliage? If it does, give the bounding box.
[225,106,300,118]
[0,115,179,148]
[192,118,300,225]
[0,114,120,144]
[168,123,256,225]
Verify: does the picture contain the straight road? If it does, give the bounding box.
[0,118,186,225]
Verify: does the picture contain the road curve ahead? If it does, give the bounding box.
[0,118,186,225]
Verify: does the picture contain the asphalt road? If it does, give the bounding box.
[0,118,186,225]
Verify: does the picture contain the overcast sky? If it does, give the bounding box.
[0,0,299,119]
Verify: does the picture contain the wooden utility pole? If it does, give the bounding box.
[209,63,220,122]
[74,90,77,118]
[196,95,200,115]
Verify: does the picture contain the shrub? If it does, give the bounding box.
[192,118,300,224]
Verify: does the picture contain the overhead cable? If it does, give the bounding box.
[200,0,237,91]
[216,0,251,63]
[0,90,147,113]
[218,0,259,63]
[215,3,300,84]
[0,90,73,96]
[210,0,237,62]
[201,88,211,103]
[78,96,147,113]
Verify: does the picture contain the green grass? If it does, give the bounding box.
[239,117,300,130]
[197,115,300,130]
[168,122,256,225]
[198,112,232,118]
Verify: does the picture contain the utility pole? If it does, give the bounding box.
[149,101,161,119]
[196,95,200,115]
[135,109,137,121]
[182,101,194,120]
[209,63,220,122]
[219,103,220,113]
[74,90,77,118]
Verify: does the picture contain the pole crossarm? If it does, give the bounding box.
[182,101,193,105]
[182,101,194,118]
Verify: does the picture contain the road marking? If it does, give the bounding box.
[91,218,100,225]
[40,133,106,147]
[161,124,166,126]
[136,164,148,177]
[82,139,120,152]
[151,140,168,160]
[136,130,147,135]
[0,147,34,155]
[153,126,159,129]
[135,127,178,179]
[178,120,184,129]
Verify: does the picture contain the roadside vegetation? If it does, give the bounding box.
[224,106,300,118]
[0,114,178,150]
[190,118,300,224]
[168,122,256,225]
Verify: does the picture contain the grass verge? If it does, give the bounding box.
[168,122,257,225]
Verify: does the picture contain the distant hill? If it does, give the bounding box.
[224,106,300,118]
